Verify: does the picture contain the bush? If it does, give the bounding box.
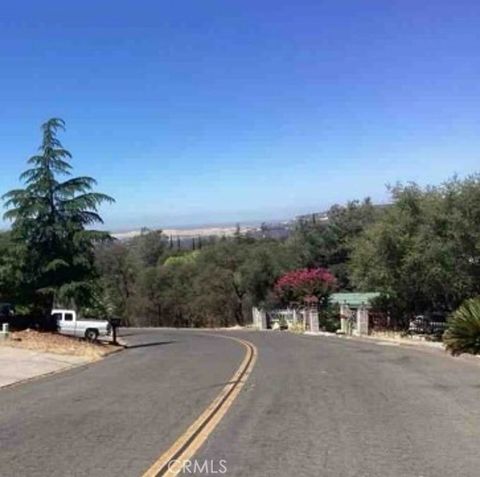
[444,298,480,356]
[319,304,341,332]
[274,268,336,307]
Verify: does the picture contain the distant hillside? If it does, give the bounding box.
[112,203,389,242]
[114,224,257,241]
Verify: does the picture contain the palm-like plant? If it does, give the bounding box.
[3,118,114,311]
[444,298,480,356]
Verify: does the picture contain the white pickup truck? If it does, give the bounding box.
[52,309,111,341]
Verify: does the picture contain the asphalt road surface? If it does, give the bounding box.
[1,329,480,477]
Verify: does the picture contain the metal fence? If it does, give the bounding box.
[266,309,302,329]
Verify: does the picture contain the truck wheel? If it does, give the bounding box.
[85,329,99,342]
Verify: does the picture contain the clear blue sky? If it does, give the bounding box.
[0,1,479,230]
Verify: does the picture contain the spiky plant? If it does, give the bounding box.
[444,298,480,356]
[3,118,114,312]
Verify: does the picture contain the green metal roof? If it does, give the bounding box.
[329,292,381,307]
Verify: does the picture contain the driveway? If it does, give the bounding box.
[0,346,88,388]
[0,329,480,476]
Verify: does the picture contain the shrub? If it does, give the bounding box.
[274,268,336,307]
[444,298,480,356]
[319,304,341,332]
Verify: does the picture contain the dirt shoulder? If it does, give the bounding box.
[1,330,122,361]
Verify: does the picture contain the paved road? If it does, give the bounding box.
[1,330,480,477]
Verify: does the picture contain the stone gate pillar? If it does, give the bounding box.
[356,305,369,335]
[308,308,320,333]
[340,303,350,334]
[252,307,267,330]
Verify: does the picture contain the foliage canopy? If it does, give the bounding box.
[444,297,480,356]
[3,118,114,311]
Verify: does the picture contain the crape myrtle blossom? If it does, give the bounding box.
[274,268,337,307]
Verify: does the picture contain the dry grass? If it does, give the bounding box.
[1,330,121,361]
[370,330,441,342]
[370,330,407,340]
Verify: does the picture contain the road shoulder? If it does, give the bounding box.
[0,331,123,389]
[304,329,480,365]
[0,346,90,389]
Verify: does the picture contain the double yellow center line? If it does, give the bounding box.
[141,334,258,477]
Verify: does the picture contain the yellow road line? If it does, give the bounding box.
[141,334,258,477]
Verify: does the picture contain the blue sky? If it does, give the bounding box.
[0,1,479,230]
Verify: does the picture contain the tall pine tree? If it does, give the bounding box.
[3,118,114,312]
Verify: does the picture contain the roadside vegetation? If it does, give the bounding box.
[444,298,480,356]
[93,199,380,327]
[1,118,114,315]
[93,176,480,339]
[1,119,480,354]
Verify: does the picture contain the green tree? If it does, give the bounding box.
[192,241,249,326]
[350,177,480,322]
[288,198,380,288]
[0,232,18,303]
[3,118,114,312]
[95,240,137,322]
[129,229,168,267]
[240,240,294,307]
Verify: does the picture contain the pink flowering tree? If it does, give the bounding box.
[274,268,337,308]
